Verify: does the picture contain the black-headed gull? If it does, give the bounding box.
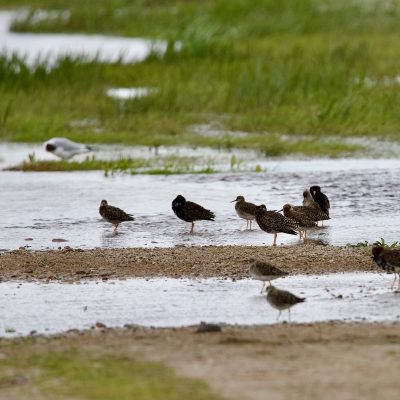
[44,137,93,160]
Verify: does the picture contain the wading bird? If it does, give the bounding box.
[99,199,134,234]
[172,195,215,234]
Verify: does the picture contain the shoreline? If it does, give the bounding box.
[0,244,374,282]
[2,322,399,400]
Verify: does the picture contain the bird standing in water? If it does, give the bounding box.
[255,205,298,246]
[282,204,317,241]
[372,246,400,290]
[172,195,215,234]
[266,286,305,322]
[248,259,288,293]
[310,185,330,216]
[99,200,134,234]
[231,195,258,230]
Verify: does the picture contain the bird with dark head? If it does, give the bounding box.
[44,137,93,160]
[172,195,215,234]
[310,185,330,216]
[266,286,305,322]
[99,199,134,234]
[372,246,400,290]
[231,195,258,230]
[255,204,298,246]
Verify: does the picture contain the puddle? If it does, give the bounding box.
[0,273,398,337]
[0,11,166,66]
[1,152,400,250]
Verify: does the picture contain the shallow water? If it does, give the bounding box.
[1,152,400,250]
[0,273,398,337]
[0,11,165,66]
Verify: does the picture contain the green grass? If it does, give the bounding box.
[6,155,218,174]
[0,349,223,400]
[0,0,400,157]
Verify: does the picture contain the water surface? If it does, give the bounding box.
[0,273,398,337]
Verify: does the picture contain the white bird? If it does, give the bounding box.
[44,137,93,160]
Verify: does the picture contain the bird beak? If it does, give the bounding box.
[230,199,237,203]
[278,209,283,212]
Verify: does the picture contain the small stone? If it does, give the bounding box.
[95,322,106,329]
[52,238,68,243]
[196,321,222,333]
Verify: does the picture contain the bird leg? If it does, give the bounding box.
[249,220,252,230]
[391,274,398,290]
[391,273,399,290]
[246,220,249,230]
[260,282,266,294]
[273,233,277,246]
[113,224,119,234]
[277,310,281,321]
[189,222,195,234]
[288,308,291,323]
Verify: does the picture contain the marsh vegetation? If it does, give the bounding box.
[0,0,399,157]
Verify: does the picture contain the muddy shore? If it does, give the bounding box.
[2,322,400,400]
[0,245,374,282]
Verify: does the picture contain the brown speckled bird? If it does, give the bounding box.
[266,286,305,321]
[249,259,288,293]
[310,185,330,216]
[282,204,317,241]
[172,195,215,234]
[372,246,400,290]
[292,202,329,225]
[99,199,134,234]
[231,195,258,230]
[255,205,298,246]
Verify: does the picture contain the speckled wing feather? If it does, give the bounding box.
[287,208,317,228]
[380,248,400,270]
[256,211,298,234]
[183,201,215,222]
[293,206,329,221]
[100,205,134,222]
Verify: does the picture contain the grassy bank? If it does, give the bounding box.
[6,155,219,174]
[0,339,222,400]
[0,0,399,156]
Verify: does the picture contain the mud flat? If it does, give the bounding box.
[0,245,374,282]
[1,323,399,400]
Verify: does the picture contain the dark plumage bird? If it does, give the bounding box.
[372,246,400,290]
[99,199,134,234]
[231,195,257,230]
[310,185,330,216]
[282,204,317,241]
[172,195,215,234]
[248,259,288,293]
[255,205,298,246]
[266,286,305,321]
